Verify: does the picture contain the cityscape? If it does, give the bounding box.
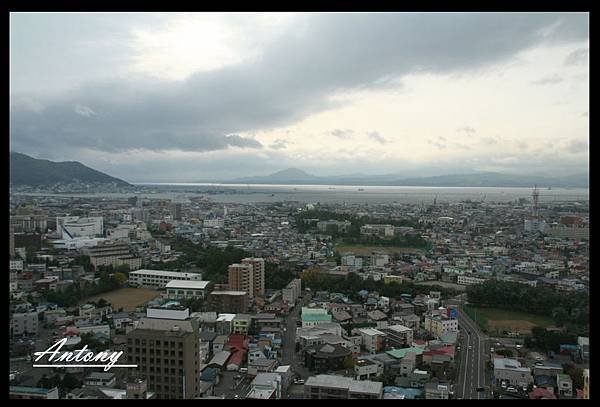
[9,11,589,400]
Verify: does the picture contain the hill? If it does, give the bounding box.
[10,152,132,187]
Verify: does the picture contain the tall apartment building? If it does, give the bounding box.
[10,311,39,337]
[171,203,182,221]
[242,257,265,297]
[9,227,15,257]
[228,263,254,298]
[125,307,200,399]
[207,291,249,313]
[10,214,48,233]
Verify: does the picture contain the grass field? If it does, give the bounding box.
[80,287,161,311]
[464,306,554,335]
[335,245,425,255]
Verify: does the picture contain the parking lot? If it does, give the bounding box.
[213,370,253,399]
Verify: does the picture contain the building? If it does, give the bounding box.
[83,242,142,271]
[206,291,249,313]
[577,336,589,363]
[228,263,254,298]
[357,328,387,354]
[84,372,117,388]
[424,383,450,399]
[424,314,458,339]
[302,307,333,328]
[125,307,200,399]
[583,369,589,399]
[10,214,48,233]
[9,386,59,399]
[304,343,352,373]
[304,375,383,399]
[57,216,103,238]
[9,226,15,257]
[165,280,212,300]
[456,274,488,286]
[382,324,414,348]
[493,358,534,387]
[246,373,282,399]
[172,203,183,221]
[129,270,202,289]
[354,358,383,380]
[557,373,573,397]
[242,257,266,297]
[232,314,252,335]
[360,224,395,238]
[10,311,39,337]
[282,278,302,307]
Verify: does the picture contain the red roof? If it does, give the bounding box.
[529,388,557,399]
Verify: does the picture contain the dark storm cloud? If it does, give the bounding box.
[10,13,588,156]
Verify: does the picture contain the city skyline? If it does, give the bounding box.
[10,12,589,182]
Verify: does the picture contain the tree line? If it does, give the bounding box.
[466,280,589,329]
[300,268,459,301]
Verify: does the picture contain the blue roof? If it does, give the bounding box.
[200,367,218,382]
[383,386,423,399]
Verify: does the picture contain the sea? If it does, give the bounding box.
[13,183,590,205]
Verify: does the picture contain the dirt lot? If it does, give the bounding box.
[80,287,161,311]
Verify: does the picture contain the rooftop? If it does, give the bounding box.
[165,280,211,289]
[305,374,383,395]
[130,269,201,278]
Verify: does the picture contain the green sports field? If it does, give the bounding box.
[463,306,554,335]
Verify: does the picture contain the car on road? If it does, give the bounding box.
[507,386,518,393]
[490,347,494,353]
[234,375,242,380]
[293,379,304,385]
[468,346,473,350]
[476,387,485,392]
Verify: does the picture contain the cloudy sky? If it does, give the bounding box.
[10,12,589,182]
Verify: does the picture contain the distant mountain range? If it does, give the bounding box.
[10,152,132,187]
[228,168,588,188]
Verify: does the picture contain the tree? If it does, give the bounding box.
[113,272,127,284]
[342,356,355,370]
[495,349,513,357]
[563,364,584,390]
[61,372,82,392]
[551,307,569,327]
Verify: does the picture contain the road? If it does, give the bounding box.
[456,309,489,399]
[281,293,312,390]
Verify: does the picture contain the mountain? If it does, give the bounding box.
[393,172,589,188]
[225,168,588,188]
[10,152,132,187]
[230,168,318,184]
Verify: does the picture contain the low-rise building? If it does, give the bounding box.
[165,280,212,300]
[493,358,534,387]
[304,374,383,399]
